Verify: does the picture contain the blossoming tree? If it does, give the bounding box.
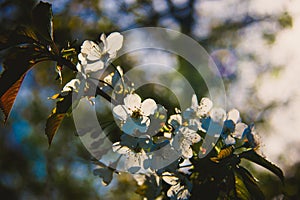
[0,2,284,199]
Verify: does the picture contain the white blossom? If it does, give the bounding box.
[171,126,200,159]
[168,113,182,130]
[113,94,158,135]
[183,95,213,130]
[77,32,123,75]
[112,142,150,174]
[210,107,226,123]
[61,78,81,92]
[222,109,248,145]
[162,172,191,200]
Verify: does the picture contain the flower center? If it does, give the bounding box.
[92,44,102,58]
[131,109,143,119]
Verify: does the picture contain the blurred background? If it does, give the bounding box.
[0,0,300,199]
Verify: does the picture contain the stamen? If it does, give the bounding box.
[131,109,142,119]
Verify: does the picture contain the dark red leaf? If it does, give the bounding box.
[0,46,49,122]
[32,2,54,45]
[0,46,43,97]
[0,26,38,51]
[45,91,74,146]
[45,113,66,146]
[0,74,26,123]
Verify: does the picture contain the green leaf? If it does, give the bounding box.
[45,91,74,146]
[32,1,54,43]
[235,171,251,199]
[234,166,265,200]
[239,150,284,183]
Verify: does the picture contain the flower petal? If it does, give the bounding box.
[178,159,193,175]
[233,122,248,139]
[198,97,213,116]
[227,109,240,123]
[185,131,201,144]
[112,142,129,154]
[106,32,124,55]
[124,94,142,110]
[162,172,179,186]
[76,62,84,74]
[78,53,87,65]
[141,98,157,116]
[113,105,128,121]
[140,116,149,125]
[178,188,191,200]
[224,135,235,145]
[81,40,101,61]
[100,33,107,50]
[191,94,198,109]
[126,152,141,168]
[181,140,193,158]
[210,107,226,122]
[133,174,146,186]
[167,183,181,198]
[168,114,182,129]
[164,132,172,139]
[62,79,80,92]
[85,60,105,73]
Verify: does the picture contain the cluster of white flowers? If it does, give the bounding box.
[110,92,259,199]
[61,32,124,93]
[58,32,260,200]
